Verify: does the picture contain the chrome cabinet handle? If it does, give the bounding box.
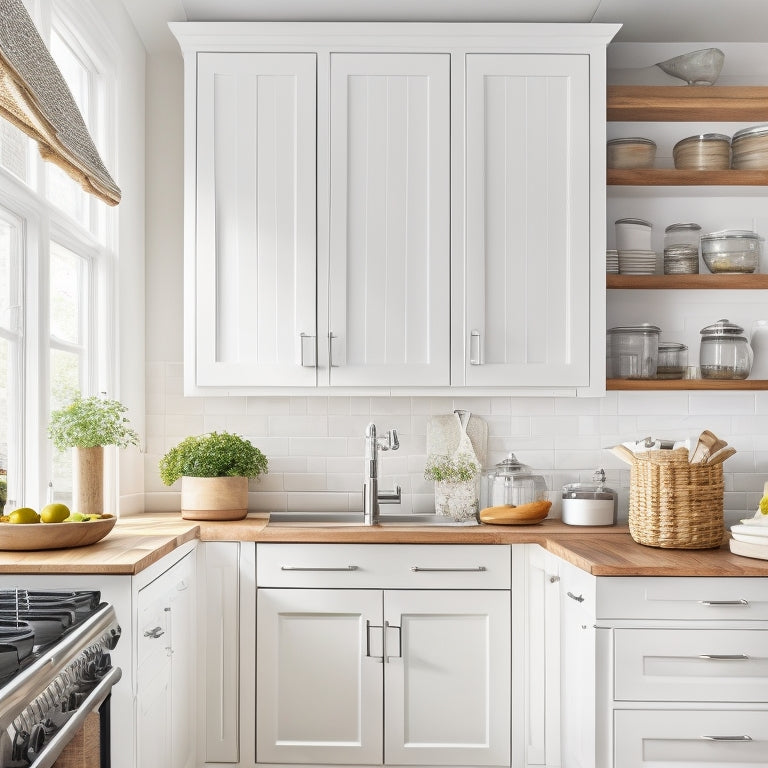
[143,626,164,639]
[411,566,487,572]
[300,333,316,367]
[384,620,402,663]
[567,591,585,603]
[328,332,339,368]
[176,580,189,592]
[701,735,752,742]
[280,565,359,572]
[469,329,482,365]
[699,599,749,606]
[366,621,383,663]
[698,654,749,660]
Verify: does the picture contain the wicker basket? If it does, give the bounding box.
[628,447,725,549]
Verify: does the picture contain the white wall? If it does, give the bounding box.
[143,40,768,525]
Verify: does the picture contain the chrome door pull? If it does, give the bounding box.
[300,333,316,367]
[143,626,164,639]
[567,591,585,603]
[280,565,359,572]
[469,329,482,365]
[328,332,339,368]
[366,621,383,663]
[410,566,487,572]
[698,599,749,606]
[698,654,750,660]
[384,620,402,663]
[701,735,752,741]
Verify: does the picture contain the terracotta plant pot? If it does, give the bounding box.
[180,476,248,521]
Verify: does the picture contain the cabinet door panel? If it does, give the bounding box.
[464,54,590,387]
[384,590,511,766]
[256,588,383,764]
[327,53,450,386]
[196,52,316,386]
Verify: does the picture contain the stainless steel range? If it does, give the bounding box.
[0,590,121,768]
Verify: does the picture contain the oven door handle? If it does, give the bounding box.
[27,665,122,768]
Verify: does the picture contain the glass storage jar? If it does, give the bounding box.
[701,230,761,274]
[606,324,660,379]
[656,341,688,379]
[663,223,701,274]
[479,454,548,511]
[732,124,768,169]
[672,133,730,170]
[607,137,656,169]
[699,319,753,380]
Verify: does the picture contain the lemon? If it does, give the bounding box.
[760,496,768,516]
[64,512,86,522]
[40,503,70,524]
[9,507,40,524]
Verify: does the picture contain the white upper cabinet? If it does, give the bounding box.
[461,54,591,388]
[173,23,617,394]
[194,52,317,387]
[325,54,451,387]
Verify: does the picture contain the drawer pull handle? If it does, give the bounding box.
[698,654,750,660]
[567,591,585,603]
[143,626,164,639]
[698,599,749,606]
[411,566,487,572]
[701,735,753,742]
[281,565,359,571]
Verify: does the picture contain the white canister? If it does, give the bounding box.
[561,470,618,526]
[615,218,652,251]
[750,320,768,380]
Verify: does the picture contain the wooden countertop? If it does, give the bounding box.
[1,513,767,577]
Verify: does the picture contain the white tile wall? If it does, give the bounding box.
[144,364,767,525]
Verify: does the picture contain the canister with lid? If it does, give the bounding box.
[673,133,731,170]
[606,324,661,379]
[479,454,548,510]
[663,223,701,274]
[561,469,618,526]
[656,342,688,379]
[732,124,768,169]
[607,137,656,169]
[616,218,652,251]
[701,230,761,274]
[699,319,753,380]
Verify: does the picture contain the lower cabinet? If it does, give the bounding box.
[255,543,512,767]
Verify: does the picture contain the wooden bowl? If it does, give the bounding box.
[479,501,552,525]
[0,516,117,551]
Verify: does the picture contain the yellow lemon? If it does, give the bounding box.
[40,503,70,523]
[64,512,86,522]
[9,507,40,524]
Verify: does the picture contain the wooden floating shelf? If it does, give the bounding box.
[607,379,768,391]
[607,85,768,122]
[607,274,768,289]
[607,169,768,186]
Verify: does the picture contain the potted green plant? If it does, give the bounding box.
[48,395,139,516]
[159,431,268,521]
[424,455,480,521]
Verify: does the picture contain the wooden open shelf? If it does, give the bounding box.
[607,86,768,122]
[608,169,768,186]
[607,274,768,290]
[607,378,768,391]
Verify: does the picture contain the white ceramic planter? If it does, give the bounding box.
[181,476,248,521]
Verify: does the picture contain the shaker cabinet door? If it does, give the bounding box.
[325,53,451,387]
[462,54,591,388]
[195,52,317,387]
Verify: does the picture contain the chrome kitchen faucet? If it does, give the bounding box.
[363,423,401,525]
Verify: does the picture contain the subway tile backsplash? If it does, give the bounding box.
[144,364,767,525]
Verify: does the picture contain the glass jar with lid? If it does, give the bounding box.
[732,124,768,169]
[606,324,660,379]
[479,454,548,510]
[663,223,701,274]
[656,341,688,379]
[673,133,731,170]
[699,319,753,380]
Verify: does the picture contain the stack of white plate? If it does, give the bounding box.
[618,249,656,275]
[606,249,619,274]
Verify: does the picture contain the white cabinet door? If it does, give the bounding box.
[326,53,451,387]
[383,590,511,766]
[463,54,591,388]
[256,588,383,764]
[195,52,317,387]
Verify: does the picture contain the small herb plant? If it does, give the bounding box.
[159,431,268,486]
[48,395,140,450]
[424,455,479,484]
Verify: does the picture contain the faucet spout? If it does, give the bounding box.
[363,422,401,525]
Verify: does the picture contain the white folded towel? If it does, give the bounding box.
[731,531,768,546]
[731,523,768,538]
[738,512,768,527]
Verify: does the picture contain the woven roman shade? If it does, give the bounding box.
[0,0,120,206]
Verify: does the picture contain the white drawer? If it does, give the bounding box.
[256,544,511,589]
[597,577,768,621]
[614,628,768,703]
[614,709,768,767]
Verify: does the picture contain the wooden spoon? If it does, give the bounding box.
[704,446,736,465]
[609,444,636,464]
[690,430,727,463]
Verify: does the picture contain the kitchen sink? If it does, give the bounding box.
[267,512,478,527]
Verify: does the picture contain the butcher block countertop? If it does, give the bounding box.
[0,513,767,577]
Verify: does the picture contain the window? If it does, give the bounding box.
[0,0,116,512]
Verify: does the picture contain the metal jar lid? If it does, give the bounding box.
[673,133,730,150]
[701,229,760,243]
[607,323,661,335]
[665,222,701,234]
[616,217,652,228]
[607,137,656,147]
[562,469,616,500]
[700,318,745,337]
[658,341,688,352]
[732,124,768,142]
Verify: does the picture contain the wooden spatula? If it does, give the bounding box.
[690,430,727,463]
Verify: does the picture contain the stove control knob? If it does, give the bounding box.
[27,723,46,762]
